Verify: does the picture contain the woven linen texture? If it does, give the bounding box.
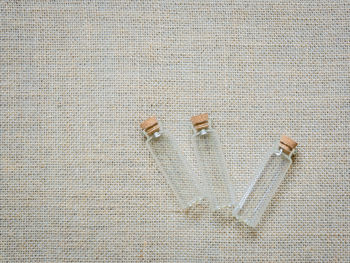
[1,1,349,262]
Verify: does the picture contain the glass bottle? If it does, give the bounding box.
[140,117,203,210]
[232,135,298,227]
[191,113,235,211]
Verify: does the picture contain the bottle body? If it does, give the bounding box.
[146,130,203,209]
[192,128,235,211]
[233,141,294,227]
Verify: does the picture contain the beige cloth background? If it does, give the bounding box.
[1,1,349,262]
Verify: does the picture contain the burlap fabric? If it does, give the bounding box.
[1,1,349,262]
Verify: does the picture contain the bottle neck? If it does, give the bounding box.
[192,121,212,135]
[274,146,296,159]
[144,129,163,140]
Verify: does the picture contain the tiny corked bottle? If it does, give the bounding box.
[191,113,235,211]
[232,135,298,227]
[140,117,203,210]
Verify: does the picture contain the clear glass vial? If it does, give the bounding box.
[191,113,235,211]
[232,135,298,227]
[140,117,203,210]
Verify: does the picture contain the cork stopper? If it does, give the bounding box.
[140,117,160,136]
[191,113,209,131]
[279,135,298,154]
